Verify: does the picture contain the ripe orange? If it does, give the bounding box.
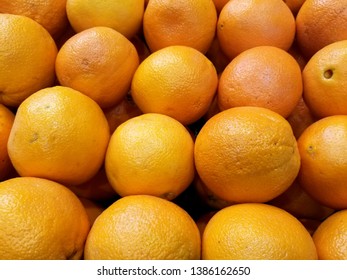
[66,0,145,39]
[143,0,217,53]
[0,177,90,259]
[217,0,295,59]
[0,104,15,180]
[194,106,300,203]
[131,45,218,125]
[84,195,201,260]
[202,203,318,259]
[218,46,303,118]
[286,97,316,139]
[55,26,139,109]
[269,179,335,220]
[7,86,110,186]
[296,0,347,58]
[0,13,57,107]
[0,0,69,39]
[297,115,347,209]
[302,40,347,118]
[103,94,142,134]
[105,113,195,200]
[313,209,347,259]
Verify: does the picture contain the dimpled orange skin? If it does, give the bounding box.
[194,106,300,203]
[202,203,318,260]
[313,209,347,260]
[131,45,218,125]
[84,195,201,260]
[0,14,57,107]
[297,115,347,209]
[7,86,110,186]
[0,177,90,260]
[105,113,195,200]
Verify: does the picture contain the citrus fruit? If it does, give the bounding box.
[218,46,303,118]
[143,0,217,53]
[105,113,195,200]
[7,86,110,186]
[0,0,69,39]
[202,203,318,259]
[217,0,295,59]
[194,106,300,203]
[0,104,15,180]
[0,13,57,107]
[302,40,347,118]
[296,0,347,58]
[313,209,347,259]
[55,26,139,109]
[131,45,218,125]
[297,115,347,209]
[0,177,90,260]
[66,0,144,39]
[212,0,229,14]
[284,0,306,15]
[84,195,201,260]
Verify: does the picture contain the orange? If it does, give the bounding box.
[296,0,347,59]
[55,26,139,109]
[302,40,347,118]
[284,0,306,15]
[217,0,295,59]
[297,115,347,209]
[131,45,218,125]
[213,0,230,14]
[0,13,57,107]
[78,197,104,225]
[103,94,142,134]
[0,0,69,39]
[84,195,201,260]
[202,203,318,259]
[66,0,144,39]
[286,97,316,139]
[0,177,90,259]
[269,179,335,220]
[143,0,217,53]
[313,209,347,259]
[194,106,300,203]
[68,167,118,203]
[218,46,303,118]
[0,104,15,180]
[105,113,195,200]
[7,86,110,186]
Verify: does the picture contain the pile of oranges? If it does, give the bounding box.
[1,0,347,260]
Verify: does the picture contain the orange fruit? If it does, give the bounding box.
[202,203,318,259]
[0,0,69,39]
[297,115,347,209]
[7,86,110,186]
[105,113,195,200]
[194,106,300,203]
[103,94,142,134]
[269,179,335,220]
[0,13,57,107]
[218,46,303,118]
[143,0,217,53]
[286,97,316,139]
[66,0,145,39]
[313,209,347,259]
[55,26,139,109]
[131,45,218,125]
[78,197,104,225]
[296,0,347,58]
[302,40,347,118]
[284,0,306,15]
[0,104,15,180]
[0,177,90,259]
[84,195,201,260]
[213,0,230,13]
[217,0,295,59]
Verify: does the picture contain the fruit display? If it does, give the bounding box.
[1,0,347,260]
